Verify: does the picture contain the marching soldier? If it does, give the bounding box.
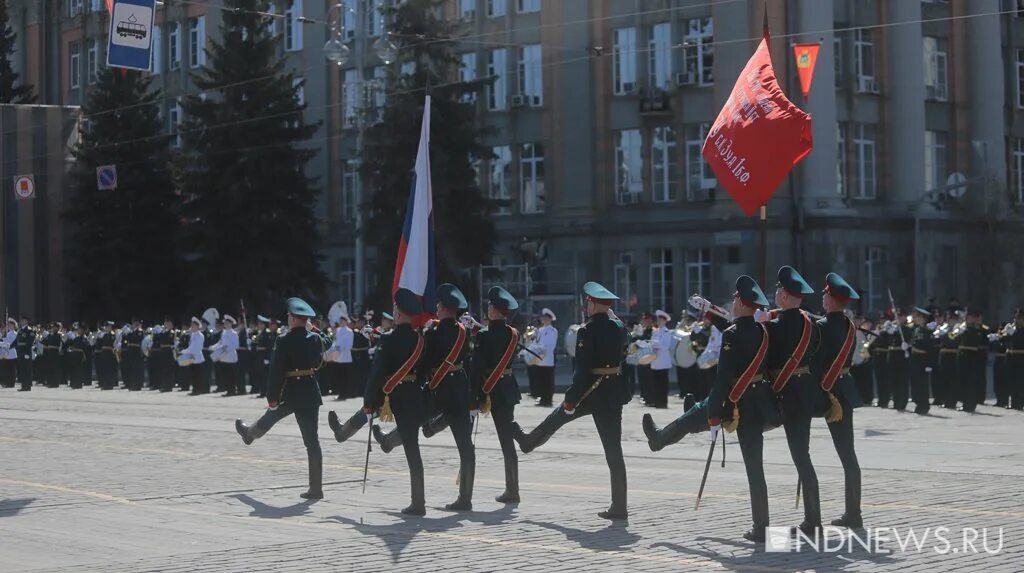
[95,322,118,390]
[534,308,558,407]
[765,266,822,536]
[235,298,328,500]
[1,318,18,388]
[813,273,864,529]
[908,307,936,415]
[121,319,146,391]
[513,282,630,520]
[15,317,36,392]
[952,307,989,413]
[328,289,428,515]
[643,276,776,541]
[1006,308,1024,410]
[648,310,673,409]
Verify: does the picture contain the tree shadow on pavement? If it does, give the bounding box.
[520,519,641,551]
[229,494,317,518]
[0,498,35,518]
[652,533,896,572]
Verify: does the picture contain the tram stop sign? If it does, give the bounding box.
[106,0,156,72]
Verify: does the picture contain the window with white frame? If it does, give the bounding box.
[285,0,303,52]
[924,130,947,193]
[614,129,643,204]
[651,126,677,203]
[459,0,475,18]
[168,99,183,147]
[683,17,713,86]
[685,248,710,303]
[923,36,947,101]
[649,249,674,313]
[486,0,506,17]
[343,3,356,41]
[151,25,162,74]
[864,246,887,311]
[854,29,875,92]
[520,143,545,214]
[336,259,356,308]
[87,39,97,84]
[341,159,359,222]
[343,68,360,126]
[649,22,672,90]
[834,35,843,88]
[518,44,542,106]
[489,145,512,215]
[368,0,383,37]
[613,252,636,314]
[169,23,181,70]
[373,66,387,112]
[292,77,305,106]
[1013,138,1024,205]
[69,41,80,89]
[685,123,714,201]
[459,53,477,102]
[837,122,847,196]
[517,0,540,13]
[487,48,507,110]
[189,16,206,68]
[613,27,637,95]
[852,123,876,200]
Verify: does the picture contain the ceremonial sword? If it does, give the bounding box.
[694,431,720,510]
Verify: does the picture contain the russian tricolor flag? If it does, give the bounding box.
[392,95,436,324]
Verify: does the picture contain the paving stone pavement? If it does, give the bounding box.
[1,386,1022,572]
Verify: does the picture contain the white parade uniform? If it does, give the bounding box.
[650,326,674,371]
[537,324,557,367]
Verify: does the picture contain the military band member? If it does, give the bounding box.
[15,317,36,391]
[887,313,913,412]
[149,319,173,392]
[908,307,936,415]
[250,316,273,397]
[1,318,18,388]
[350,314,371,398]
[648,310,673,409]
[636,313,654,405]
[765,266,822,536]
[66,323,90,389]
[324,312,354,399]
[534,308,558,407]
[675,312,699,399]
[932,312,955,406]
[183,317,207,395]
[991,322,1010,408]
[236,298,328,500]
[121,319,145,391]
[644,276,775,541]
[850,314,874,405]
[1005,308,1024,410]
[95,322,118,390]
[40,324,63,388]
[868,318,891,408]
[203,319,220,393]
[813,273,864,529]
[237,318,252,394]
[514,282,630,520]
[953,307,989,413]
[214,316,241,396]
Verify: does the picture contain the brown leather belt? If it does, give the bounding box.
[958,346,982,351]
[430,364,464,378]
[285,368,318,378]
[256,347,269,351]
[43,346,59,350]
[995,353,1007,357]
[888,347,904,353]
[67,349,84,353]
[792,366,810,377]
[911,348,928,355]
[940,349,957,354]
[591,367,622,376]
[126,344,141,348]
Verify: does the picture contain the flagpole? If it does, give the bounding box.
[760,205,768,287]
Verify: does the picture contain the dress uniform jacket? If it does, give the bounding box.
[564,313,629,412]
[266,328,326,409]
[470,319,521,409]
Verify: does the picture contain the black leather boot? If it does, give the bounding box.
[515,408,567,454]
[495,458,520,503]
[421,414,450,439]
[682,393,696,413]
[445,464,474,511]
[642,415,688,452]
[300,456,324,499]
[372,424,403,454]
[402,464,426,516]
[235,419,265,445]
[328,410,365,443]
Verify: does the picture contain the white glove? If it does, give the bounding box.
[563,404,576,416]
[987,333,999,342]
[688,295,711,314]
[925,367,933,373]
[754,309,771,323]
[927,322,937,330]
[263,359,270,365]
[901,342,911,351]
[709,424,721,444]
[469,409,479,420]
[366,413,374,424]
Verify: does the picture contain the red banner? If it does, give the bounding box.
[701,32,813,217]
[793,43,821,101]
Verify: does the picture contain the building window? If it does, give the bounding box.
[487,48,507,110]
[169,23,181,70]
[1014,138,1024,205]
[852,123,876,199]
[683,17,713,86]
[517,44,543,106]
[69,41,81,89]
[486,0,506,17]
[342,68,360,126]
[613,27,637,95]
[152,25,162,74]
[336,259,356,308]
[168,99,183,147]
[189,16,206,68]
[923,36,947,102]
[864,246,887,312]
[685,248,711,303]
[834,35,843,89]
[368,0,383,37]
[837,122,847,196]
[685,123,714,201]
[854,29,875,92]
[615,129,643,205]
[86,40,97,84]
[489,145,512,215]
[651,126,677,203]
[650,249,674,313]
[520,143,545,214]
[69,0,83,17]
[924,130,947,193]
[459,53,477,103]
[341,159,359,222]
[613,252,636,314]
[373,66,387,113]
[648,22,672,90]
[459,0,476,18]
[285,0,303,52]
[517,0,540,13]
[1017,49,1024,108]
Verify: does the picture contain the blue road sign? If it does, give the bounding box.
[106,0,156,72]
[97,165,118,191]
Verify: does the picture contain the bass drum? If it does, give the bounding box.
[633,340,656,366]
[671,330,697,368]
[564,324,581,358]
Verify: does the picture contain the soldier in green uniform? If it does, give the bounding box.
[14,317,36,392]
[907,307,936,415]
[887,312,913,412]
[121,319,146,391]
[939,311,961,409]
[150,319,175,392]
[373,284,477,511]
[513,282,630,520]
[66,323,90,389]
[327,288,429,515]
[766,266,822,537]
[40,324,63,388]
[235,297,327,500]
[868,318,890,408]
[992,320,1010,408]
[813,273,865,529]
[952,307,990,413]
[643,276,778,541]
[1006,308,1024,410]
[350,314,371,399]
[95,322,119,390]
